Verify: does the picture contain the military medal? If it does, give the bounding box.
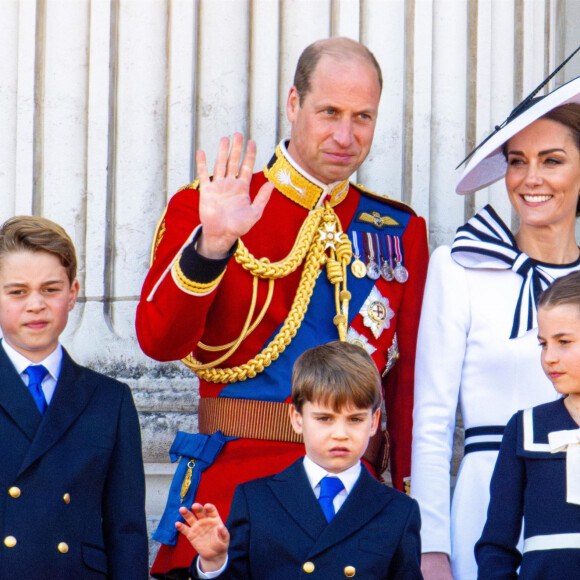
[364,233,381,280]
[392,236,409,283]
[394,262,409,283]
[381,236,395,281]
[350,231,367,279]
[318,221,338,251]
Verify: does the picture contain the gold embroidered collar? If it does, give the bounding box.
[263,142,350,210]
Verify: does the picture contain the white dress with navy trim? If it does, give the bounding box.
[411,206,580,580]
[476,399,580,579]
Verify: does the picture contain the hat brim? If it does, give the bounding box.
[456,76,580,195]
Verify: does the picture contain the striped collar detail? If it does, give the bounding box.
[451,204,580,339]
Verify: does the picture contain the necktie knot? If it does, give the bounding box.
[318,476,344,522]
[25,365,49,415]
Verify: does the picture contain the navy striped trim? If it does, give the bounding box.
[465,426,505,438]
[464,425,505,455]
[464,442,502,454]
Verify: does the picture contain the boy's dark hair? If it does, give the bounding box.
[291,341,382,413]
[0,216,77,284]
[538,270,580,310]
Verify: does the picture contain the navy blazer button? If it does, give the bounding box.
[303,561,315,573]
[63,493,71,504]
[58,542,69,554]
[4,536,17,548]
[8,487,21,498]
[344,565,356,577]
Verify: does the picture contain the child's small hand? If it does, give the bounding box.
[176,503,230,572]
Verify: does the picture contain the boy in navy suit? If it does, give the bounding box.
[176,341,422,579]
[0,216,148,578]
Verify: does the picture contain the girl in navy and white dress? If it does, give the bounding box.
[476,270,580,579]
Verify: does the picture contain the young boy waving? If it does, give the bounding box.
[177,341,422,579]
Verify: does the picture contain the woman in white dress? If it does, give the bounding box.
[411,75,580,580]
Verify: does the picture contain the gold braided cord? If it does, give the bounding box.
[233,208,324,278]
[181,204,352,382]
[196,208,324,354]
[198,278,274,352]
[185,275,260,370]
[182,241,326,381]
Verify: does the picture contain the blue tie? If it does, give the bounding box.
[318,476,344,522]
[25,365,49,415]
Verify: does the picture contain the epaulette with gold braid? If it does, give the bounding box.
[149,181,202,265]
[350,183,418,217]
[149,208,167,266]
[175,178,200,193]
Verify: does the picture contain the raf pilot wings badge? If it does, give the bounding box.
[356,211,400,230]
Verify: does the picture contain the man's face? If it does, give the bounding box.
[286,54,381,184]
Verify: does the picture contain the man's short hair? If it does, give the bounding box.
[0,215,78,284]
[292,341,382,413]
[293,37,383,105]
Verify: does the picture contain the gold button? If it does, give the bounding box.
[344,566,356,577]
[63,493,71,504]
[4,536,17,548]
[303,561,315,573]
[58,542,69,554]
[8,487,21,498]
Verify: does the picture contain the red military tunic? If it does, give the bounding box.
[136,143,428,575]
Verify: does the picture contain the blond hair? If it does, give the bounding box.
[0,216,77,284]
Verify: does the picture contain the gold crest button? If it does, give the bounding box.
[58,542,69,554]
[303,561,315,573]
[63,493,71,504]
[344,565,356,577]
[4,536,17,548]
[8,487,21,498]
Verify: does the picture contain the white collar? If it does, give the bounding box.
[1,338,63,381]
[302,454,361,495]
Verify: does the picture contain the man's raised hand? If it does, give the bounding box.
[196,133,274,259]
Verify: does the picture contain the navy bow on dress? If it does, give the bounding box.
[451,205,580,339]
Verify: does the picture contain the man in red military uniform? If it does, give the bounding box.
[137,37,428,578]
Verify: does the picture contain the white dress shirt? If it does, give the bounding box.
[1,338,63,405]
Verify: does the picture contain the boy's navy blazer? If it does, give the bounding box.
[193,458,422,579]
[0,345,148,579]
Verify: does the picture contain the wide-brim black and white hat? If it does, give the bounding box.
[456,75,580,195]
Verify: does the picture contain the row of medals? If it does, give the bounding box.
[350,234,409,283]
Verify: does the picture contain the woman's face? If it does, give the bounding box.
[505,118,580,230]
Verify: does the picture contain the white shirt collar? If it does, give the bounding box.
[1,338,63,381]
[302,454,361,495]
